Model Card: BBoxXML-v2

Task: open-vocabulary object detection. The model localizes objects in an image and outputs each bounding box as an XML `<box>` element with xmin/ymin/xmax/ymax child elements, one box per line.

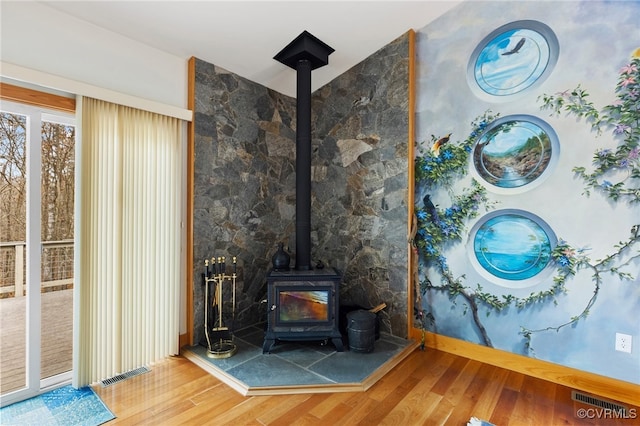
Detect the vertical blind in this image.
<box><xmin>73</xmin><ymin>97</ymin><xmax>182</xmax><ymax>386</ymax></box>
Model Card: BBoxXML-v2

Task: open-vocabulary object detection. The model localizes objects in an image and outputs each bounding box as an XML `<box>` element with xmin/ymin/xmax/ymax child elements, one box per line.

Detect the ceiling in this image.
<box><xmin>40</xmin><ymin>1</ymin><xmax>460</xmax><ymax>97</ymax></box>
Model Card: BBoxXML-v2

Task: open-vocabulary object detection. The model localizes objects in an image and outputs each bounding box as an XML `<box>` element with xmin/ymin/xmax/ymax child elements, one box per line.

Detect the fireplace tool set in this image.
<box><xmin>203</xmin><ymin>256</ymin><xmax>237</xmax><ymax>358</ymax></box>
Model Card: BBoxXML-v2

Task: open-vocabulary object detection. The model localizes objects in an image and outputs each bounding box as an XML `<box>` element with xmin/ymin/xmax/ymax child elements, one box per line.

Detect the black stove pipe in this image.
<box><xmin>274</xmin><ymin>31</ymin><xmax>334</xmax><ymax>271</ymax></box>
<box><xmin>295</xmin><ymin>58</ymin><xmax>312</xmax><ymax>270</ymax></box>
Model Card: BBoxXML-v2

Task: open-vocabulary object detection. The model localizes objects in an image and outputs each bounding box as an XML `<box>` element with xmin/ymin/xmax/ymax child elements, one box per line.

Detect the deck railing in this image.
<box><xmin>0</xmin><ymin>240</ymin><xmax>74</xmax><ymax>298</ymax></box>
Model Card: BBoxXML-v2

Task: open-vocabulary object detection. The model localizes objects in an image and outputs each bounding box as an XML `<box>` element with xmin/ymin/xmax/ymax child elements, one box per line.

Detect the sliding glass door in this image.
<box><xmin>0</xmin><ymin>106</ymin><xmax>28</xmax><ymax>399</ymax></box>
<box><xmin>0</xmin><ymin>100</ymin><xmax>75</xmax><ymax>406</ymax></box>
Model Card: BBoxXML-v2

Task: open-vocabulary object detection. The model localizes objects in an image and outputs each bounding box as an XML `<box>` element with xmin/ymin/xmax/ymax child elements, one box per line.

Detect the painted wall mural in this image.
<box><xmin>413</xmin><ymin>1</ymin><xmax>639</xmax><ymax>384</ymax></box>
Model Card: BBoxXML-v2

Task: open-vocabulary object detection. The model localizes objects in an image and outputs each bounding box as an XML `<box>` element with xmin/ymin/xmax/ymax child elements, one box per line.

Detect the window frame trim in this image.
<box><xmin>0</xmin><ymin>83</ymin><xmax>76</xmax><ymax>113</ymax></box>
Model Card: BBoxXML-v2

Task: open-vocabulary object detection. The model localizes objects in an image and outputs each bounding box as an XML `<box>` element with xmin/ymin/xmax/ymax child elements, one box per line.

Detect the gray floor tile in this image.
<box><xmin>226</xmin><ymin>355</ymin><xmax>335</xmax><ymax>386</ymax></box>
<box><xmin>188</xmin><ymin>331</ymin><xmax>411</xmax><ymax>388</ymax></box>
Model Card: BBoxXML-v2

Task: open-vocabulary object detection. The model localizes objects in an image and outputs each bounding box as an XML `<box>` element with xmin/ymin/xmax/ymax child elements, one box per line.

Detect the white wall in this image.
<box><xmin>1</xmin><ymin>1</ymin><xmax>189</xmax><ymax>336</ymax></box>
<box><xmin>1</xmin><ymin>1</ymin><xmax>188</xmax><ymax>113</ymax></box>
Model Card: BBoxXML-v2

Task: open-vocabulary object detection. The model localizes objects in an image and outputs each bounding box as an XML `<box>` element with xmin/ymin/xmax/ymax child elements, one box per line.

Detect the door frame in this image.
<box><xmin>0</xmin><ymin>87</ymin><xmax>76</xmax><ymax>406</ymax></box>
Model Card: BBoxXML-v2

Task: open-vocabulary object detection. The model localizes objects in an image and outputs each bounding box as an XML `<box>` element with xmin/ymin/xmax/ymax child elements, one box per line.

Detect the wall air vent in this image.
<box><xmin>571</xmin><ymin>390</ymin><xmax>628</xmax><ymax>414</ymax></box>
<box><xmin>100</xmin><ymin>366</ymin><xmax>150</xmax><ymax>387</ymax></box>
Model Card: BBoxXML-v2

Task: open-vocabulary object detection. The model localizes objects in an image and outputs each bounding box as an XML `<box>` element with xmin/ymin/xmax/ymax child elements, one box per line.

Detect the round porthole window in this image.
<box><xmin>468</xmin><ymin>20</ymin><xmax>558</xmax><ymax>100</ymax></box>
<box><xmin>469</xmin><ymin>210</ymin><xmax>557</xmax><ymax>288</ymax></box>
<box><xmin>471</xmin><ymin>115</ymin><xmax>559</xmax><ymax>193</ymax></box>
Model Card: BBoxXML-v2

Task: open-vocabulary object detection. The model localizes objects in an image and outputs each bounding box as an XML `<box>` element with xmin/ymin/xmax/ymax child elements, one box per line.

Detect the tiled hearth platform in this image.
<box><xmin>182</xmin><ymin>324</ymin><xmax>417</xmax><ymax>396</ymax></box>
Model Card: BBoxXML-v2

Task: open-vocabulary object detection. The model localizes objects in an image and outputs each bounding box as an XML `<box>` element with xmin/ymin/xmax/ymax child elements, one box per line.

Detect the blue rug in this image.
<box><xmin>0</xmin><ymin>385</ymin><xmax>115</xmax><ymax>426</ymax></box>
<box><xmin>468</xmin><ymin>417</ymin><xmax>495</xmax><ymax>426</ymax></box>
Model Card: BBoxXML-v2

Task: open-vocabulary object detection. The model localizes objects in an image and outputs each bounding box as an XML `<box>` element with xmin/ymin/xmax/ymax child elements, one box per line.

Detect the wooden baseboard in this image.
<box><xmin>410</xmin><ymin>328</ymin><xmax>639</xmax><ymax>407</ymax></box>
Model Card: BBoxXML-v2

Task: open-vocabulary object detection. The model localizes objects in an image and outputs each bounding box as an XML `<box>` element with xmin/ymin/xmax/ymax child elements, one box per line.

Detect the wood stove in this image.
<box><xmin>263</xmin><ymin>269</ymin><xmax>343</xmax><ymax>353</ymax></box>
<box><xmin>263</xmin><ymin>31</ymin><xmax>343</xmax><ymax>353</ymax></box>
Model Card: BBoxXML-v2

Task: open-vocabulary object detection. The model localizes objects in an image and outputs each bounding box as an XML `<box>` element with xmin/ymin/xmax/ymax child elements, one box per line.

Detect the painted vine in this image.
<box><xmin>413</xmin><ymin>57</ymin><xmax>640</xmax><ymax>354</ymax></box>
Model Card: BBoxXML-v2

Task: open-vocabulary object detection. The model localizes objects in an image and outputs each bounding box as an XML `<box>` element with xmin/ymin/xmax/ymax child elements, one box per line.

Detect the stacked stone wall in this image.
<box><xmin>192</xmin><ymin>32</ymin><xmax>410</xmax><ymax>343</ymax></box>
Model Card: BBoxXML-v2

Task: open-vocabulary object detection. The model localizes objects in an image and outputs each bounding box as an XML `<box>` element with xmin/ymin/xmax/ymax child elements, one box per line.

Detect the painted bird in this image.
<box><xmin>431</xmin><ymin>133</ymin><xmax>451</xmax><ymax>157</ymax></box>
<box><xmin>501</xmin><ymin>37</ymin><xmax>525</xmax><ymax>56</ymax></box>
<box><xmin>423</xmin><ymin>194</ymin><xmax>439</xmax><ymax>222</ymax></box>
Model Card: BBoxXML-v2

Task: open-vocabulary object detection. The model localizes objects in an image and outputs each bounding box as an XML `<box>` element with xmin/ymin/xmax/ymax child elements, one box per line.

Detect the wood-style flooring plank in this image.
<box><xmin>86</xmin><ymin>348</ymin><xmax>640</xmax><ymax>426</ymax></box>
<box><xmin>374</xmin><ymin>346</ymin><xmax>455</xmax><ymax>423</ymax></box>
<box><xmin>330</xmin><ymin>396</ymin><xmax>380</xmax><ymax>425</ymax></box>
<box><xmin>96</xmin><ymin>359</ymin><xmax>204</xmax><ymax>415</ymax></box>
<box><xmin>251</xmin><ymin>394</ymin><xmax>310</xmax><ymax>425</ymax></box>
<box><xmin>366</xmin><ymin>347</ymin><xmax>425</xmax><ymax>402</ymax></box>
<box><xmin>429</xmin><ymin>354</ymin><xmax>470</xmax><ymax>396</ymax></box>
<box><xmin>445</xmin><ymin>362</ymin><xmax>497</xmax><ymax>426</ymax></box>
<box><xmin>424</xmin><ymin>356</ymin><xmax>482</xmax><ymax>424</ymax></box>
<box><xmin>305</xmin><ymin>391</ymin><xmax>360</xmax><ymax>419</ymax></box>
<box><xmin>209</xmin><ymin>395</ymin><xmax>281</xmax><ymax>425</ymax></box>
<box><xmin>289</xmin><ymin>412</ymin><xmax>324</xmax><ymax>426</ymax></box>
<box><xmin>169</xmin><ymin>389</ymin><xmax>249</xmax><ymax>425</ymax></box>
<box><xmin>269</xmin><ymin>393</ymin><xmax>329</xmax><ymax>424</ymax></box>
<box><xmin>467</xmin><ymin>363</ymin><xmax>509</xmax><ymax>421</ymax></box>
<box><xmin>552</xmin><ymin>384</ymin><xmax>579</xmax><ymax>426</ymax></box>
<box><xmin>490</xmin><ymin>387</ymin><xmax>520</xmax><ymax>425</ymax></box>
<box><xmin>426</xmin><ymin>396</ymin><xmax>456</xmax><ymax>425</ymax></box>
<box><xmin>379</xmin><ymin>391</ymin><xmax>442</xmax><ymax>425</ymax></box>
<box><xmin>354</xmin><ymin>374</ymin><xmax>421</xmax><ymax>425</ymax></box>
<box><xmin>511</xmin><ymin>374</ymin><xmax>557</xmax><ymax>426</ymax></box>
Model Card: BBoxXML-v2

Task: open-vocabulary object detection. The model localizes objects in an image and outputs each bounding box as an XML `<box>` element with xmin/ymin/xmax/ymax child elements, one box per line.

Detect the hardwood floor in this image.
<box><xmin>94</xmin><ymin>348</ymin><xmax>639</xmax><ymax>425</ymax></box>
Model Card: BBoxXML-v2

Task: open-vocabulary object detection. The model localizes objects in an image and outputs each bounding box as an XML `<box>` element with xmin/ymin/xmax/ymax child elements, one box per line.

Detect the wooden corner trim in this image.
<box><xmin>185</xmin><ymin>57</ymin><xmax>196</xmax><ymax>347</ymax></box>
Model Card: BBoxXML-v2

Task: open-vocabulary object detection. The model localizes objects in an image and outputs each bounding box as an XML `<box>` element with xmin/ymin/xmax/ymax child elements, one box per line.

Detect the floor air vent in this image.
<box><xmin>100</xmin><ymin>366</ymin><xmax>150</xmax><ymax>387</ymax></box>
<box><xmin>571</xmin><ymin>390</ymin><xmax>627</xmax><ymax>413</ymax></box>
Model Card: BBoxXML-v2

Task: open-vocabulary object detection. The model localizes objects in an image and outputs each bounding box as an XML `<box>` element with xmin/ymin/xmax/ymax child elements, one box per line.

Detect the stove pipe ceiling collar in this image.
<box><xmin>273</xmin><ymin>30</ymin><xmax>335</xmax><ymax>70</ymax></box>
<box><xmin>274</xmin><ymin>31</ymin><xmax>334</xmax><ymax>271</ymax></box>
